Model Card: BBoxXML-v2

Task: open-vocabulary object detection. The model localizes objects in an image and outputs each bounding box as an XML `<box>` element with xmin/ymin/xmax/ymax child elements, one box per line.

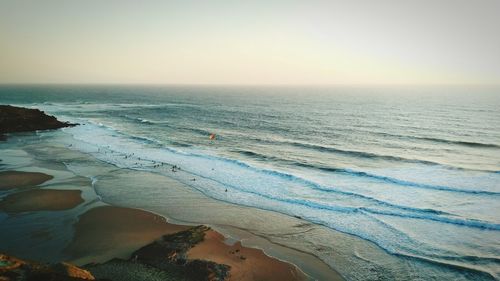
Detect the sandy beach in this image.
<box><xmin>67</xmin><ymin>206</ymin><xmax>307</xmax><ymax>280</ymax></box>
<box><xmin>188</xmin><ymin>229</ymin><xmax>307</xmax><ymax>281</ymax></box>
<box><xmin>0</xmin><ymin>106</ymin><xmax>317</xmax><ymax>281</ymax></box>
<box><xmin>0</xmin><ymin>167</ymin><xmax>310</xmax><ymax>280</ymax></box>
<box><xmin>65</xmin><ymin>206</ymin><xmax>190</xmax><ymax>264</ymax></box>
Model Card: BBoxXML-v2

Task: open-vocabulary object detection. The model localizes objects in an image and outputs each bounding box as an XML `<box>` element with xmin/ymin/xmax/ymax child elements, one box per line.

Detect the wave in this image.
<box><xmin>233</xmin><ymin>135</ymin><xmax>500</xmax><ymax>173</ymax></box>
<box><xmin>233</xmin><ymin>149</ymin><xmax>500</xmax><ymax>196</ymax></box>
<box><xmin>128</xmin><ymin>135</ymin><xmax>162</xmax><ymax>145</ymax></box>
<box><xmin>230</xmin><ymin>189</ymin><xmax>499</xmax><ymax>280</ymax></box>
<box><xmin>138</xmin><ymin>145</ymin><xmax>500</xmax><ymax>230</ymax></box>
<box><xmin>186</xmin><ymin>127</ymin><xmax>213</xmax><ymax>136</ymax></box>
<box><xmin>82</xmin><ymin>124</ymin><xmax>500</xmax><ymax>223</ymax></box>
<box><xmin>187</xmin><ymin>174</ymin><xmax>500</xmax><ymax>279</ymax></box>
<box><xmin>425</xmin><ymin>253</ymin><xmax>500</xmax><ymax>265</ymax></box>
<box><xmin>233</xmin><ymin>141</ymin><xmax>438</xmax><ymax>167</ymax></box>
<box><xmin>92</xmin><ymin>150</ymin><xmax>499</xmax><ymax>279</ymax></box>
<box><xmin>121</xmin><ymin>115</ymin><xmax>167</xmax><ymax>125</ymax></box>
<box><xmin>301</xmin><ymin>164</ymin><xmax>500</xmax><ymax>196</ymax></box>
<box><xmin>61</xmin><ymin>121</ymin><xmax>500</xmax><ymax>281</ymax></box>
<box><xmin>57</xmin><ymin>122</ymin><xmax>500</xmax><ymax>205</ymax></box>
<box><xmin>121</xmin><ymin>114</ymin><xmax>215</xmax><ymax>137</ymax></box>
<box><xmin>89</xmin><ymin>122</ymin><xmax>497</xmax><ymax>198</ymax></box>
<box><xmin>232</xmin><ymin>149</ymin><xmax>284</xmax><ymax>162</ymax></box>
<box><xmin>352</xmin><ymin>129</ymin><xmax>500</xmax><ymax>149</ymax></box>
<box><xmin>182</xmin><ymin>162</ymin><xmax>500</xmax><ymax>233</ymax></box>
<box><xmin>138</xmin><ymin>118</ymin><xmax>153</xmax><ymax>124</ymax></box>
<box><xmin>339</xmin><ymin>168</ymin><xmax>500</xmax><ymax>195</ymax></box>
<box><xmin>249</xmin><ymin>137</ymin><xmax>430</xmax><ymax>163</ymax></box>
<box><xmin>402</xmin><ymin>135</ymin><xmax>499</xmax><ymax>149</ymax></box>
<box><xmin>286</xmin><ymin>141</ymin><xmax>449</xmax><ymax>164</ymax></box>
<box><xmin>169</xmin><ymin>141</ymin><xmax>192</xmax><ymax>147</ymax></box>
<box><xmin>64</xmin><ymin>123</ymin><xmax>500</xmax><ymax>230</ymax></box>
<box><xmin>227</xmin><ymin>157</ymin><xmax>446</xmax><ymax>215</ymax></box>
<box><xmin>391</xmin><ymin>253</ymin><xmax>498</xmax><ymax>281</ymax></box>
<box><xmin>251</xmin><ymin>171</ymin><xmax>500</xmax><ymax>230</ymax></box>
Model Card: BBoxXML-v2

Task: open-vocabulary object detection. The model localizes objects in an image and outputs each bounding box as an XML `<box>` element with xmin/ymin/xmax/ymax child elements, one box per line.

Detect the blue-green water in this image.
<box><xmin>1</xmin><ymin>85</ymin><xmax>499</xmax><ymax>280</ymax></box>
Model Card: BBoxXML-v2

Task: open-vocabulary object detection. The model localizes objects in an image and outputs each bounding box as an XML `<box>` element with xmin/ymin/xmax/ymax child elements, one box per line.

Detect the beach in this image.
<box><xmin>0</xmin><ymin>166</ymin><xmax>313</xmax><ymax>280</ymax></box>
<box><xmin>0</xmin><ymin>123</ymin><xmax>328</xmax><ymax>280</ymax></box>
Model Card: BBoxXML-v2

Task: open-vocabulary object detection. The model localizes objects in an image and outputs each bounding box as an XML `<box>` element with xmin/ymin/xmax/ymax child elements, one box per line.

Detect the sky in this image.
<box><xmin>0</xmin><ymin>0</ymin><xmax>499</xmax><ymax>85</ymax></box>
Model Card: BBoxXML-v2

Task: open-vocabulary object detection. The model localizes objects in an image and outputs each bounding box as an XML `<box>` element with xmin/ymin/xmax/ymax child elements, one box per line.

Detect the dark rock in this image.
<box><xmin>184</xmin><ymin>260</ymin><xmax>228</xmax><ymax>281</ymax></box>
<box><xmin>84</xmin><ymin>259</ymin><xmax>187</xmax><ymax>281</ymax></box>
<box><xmin>0</xmin><ymin>105</ymin><xmax>77</xmax><ymax>140</ymax></box>
<box><xmin>85</xmin><ymin>226</ymin><xmax>230</xmax><ymax>281</ymax></box>
<box><xmin>132</xmin><ymin>225</ymin><xmax>229</xmax><ymax>281</ymax></box>
<box><xmin>134</xmin><ymin>225</ymin><xmax>209</xmax><ymax>263</ymax></box>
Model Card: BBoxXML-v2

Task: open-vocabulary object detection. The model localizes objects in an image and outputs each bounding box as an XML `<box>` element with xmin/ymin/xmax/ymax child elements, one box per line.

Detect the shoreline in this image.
<box><xmin>1</xmin><ymin>103</ymin><xmax>497</xmax><ymax>280</ymax></box>
<box><xmin>83</xmin><ymin>168</ymin><xmax>344</xmax><ymax>281</ymax></box>
<box><xmin>74</xmin><ymin>206</ymin><xmax>309</xmax><ymax>281</ymax></box>
<box><xmin>0</xmin><ymin>104</ymin><xmax>344</xmax><ymax>280</ymax></box>
<box><xmin>0</xmin><ymin>167</ymin><xmax>335</xmax><ymax>280</ymax></box>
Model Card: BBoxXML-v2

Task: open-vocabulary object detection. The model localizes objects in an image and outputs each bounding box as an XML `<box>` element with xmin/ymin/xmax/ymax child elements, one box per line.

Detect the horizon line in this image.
<box><xmin>1</xmin><ymin>82</ymin><xmax>499</xmax><ymax>87</ymax></box>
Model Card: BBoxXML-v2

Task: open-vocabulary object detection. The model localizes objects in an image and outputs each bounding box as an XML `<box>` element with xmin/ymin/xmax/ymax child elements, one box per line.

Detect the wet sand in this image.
<box><xmin>0</xmin><ymin>168</ymin><xmax>325</xmax><ymax>280</ymax></box>
<box><xmin>0</xmin><ymin>168</ymin><xmax>320</xmax><ymax>280</ymax></box>
<box><xmin>67</xmin><ymin>206</ymin><xmax>309</xmax><ymax>281</ymax></box>
<box><xmin>0</xmin><ymin>171</ymin><xmax>53</xmax><ymax>190</ymax></box>
<box><xmin>65</xmin><ymin>206</ymin><xmax>190</xmax><ymax>264</ymax></box>
<box><xmin>0</xmin><ymin>189</ymin><xmax>83</xmax><ymax>212</ymax></box>
<box><xmin>188</xmin><ymin>229</ymin><xmax>307</xmax><ymax>281</ymax></box>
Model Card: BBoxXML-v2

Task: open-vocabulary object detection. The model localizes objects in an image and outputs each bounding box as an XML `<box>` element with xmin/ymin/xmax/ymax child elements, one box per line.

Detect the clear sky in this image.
<box><xmin>1</xmin><ymin>0</ymin><xmax>499</xmax><ymax>85</ymax></box>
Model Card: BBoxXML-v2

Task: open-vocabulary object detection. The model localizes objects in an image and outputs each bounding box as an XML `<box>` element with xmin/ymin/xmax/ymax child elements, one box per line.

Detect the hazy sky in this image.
<box><xmin>1</xmin><ymin>0</ymin><xmax>499</xmax><ymax>85</ymax></box>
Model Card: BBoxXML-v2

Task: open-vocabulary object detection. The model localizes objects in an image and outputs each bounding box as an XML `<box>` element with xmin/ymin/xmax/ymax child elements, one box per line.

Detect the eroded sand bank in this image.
<box><xmin>0</xmin><ymin>171</ymin><xmax>53</xmax><ymax>190</ymax></box>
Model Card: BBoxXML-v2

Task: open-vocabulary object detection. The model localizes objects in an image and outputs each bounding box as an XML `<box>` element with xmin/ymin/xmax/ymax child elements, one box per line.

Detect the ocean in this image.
<box><xmin>1</xmin><ymin>85</ymin><xmax>499</xmax><ymax>280</ymax></box>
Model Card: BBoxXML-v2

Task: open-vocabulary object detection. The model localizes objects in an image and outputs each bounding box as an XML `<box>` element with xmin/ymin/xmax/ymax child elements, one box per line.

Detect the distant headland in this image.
<box><xmin>0</xmin><ymin>105</ymin><xmax>76</xmax><ymax>140</ymax></box>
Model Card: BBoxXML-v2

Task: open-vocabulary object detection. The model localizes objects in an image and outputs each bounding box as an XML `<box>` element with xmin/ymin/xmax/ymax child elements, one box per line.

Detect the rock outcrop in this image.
<box><xmin>132</xmin><ymin>225</ymin><xmax>229</xmax><ymax>281</ymax></box>
<box><xmin>0</xmin><ymin>105</ymin><xmax>76</xmax><ymax>140</ymax></box>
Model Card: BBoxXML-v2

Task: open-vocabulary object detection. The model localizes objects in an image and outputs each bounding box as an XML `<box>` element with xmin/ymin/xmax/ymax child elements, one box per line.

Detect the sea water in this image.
<box><xmin>1</xmin><ymin>85</ymin><xmax>499</xmax><ymax>280</ymax></box>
